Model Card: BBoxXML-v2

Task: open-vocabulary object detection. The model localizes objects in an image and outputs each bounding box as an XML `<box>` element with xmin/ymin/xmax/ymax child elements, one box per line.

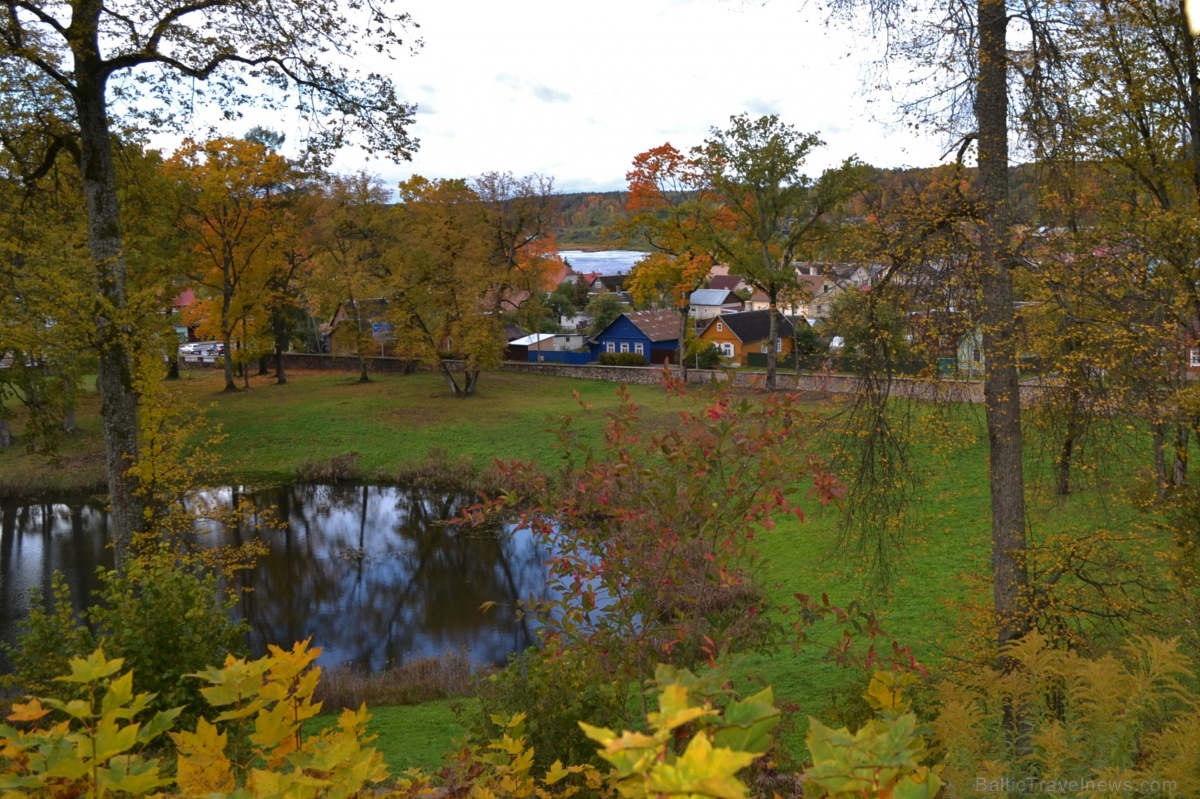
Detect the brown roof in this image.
<box><xmin>624</xmin><ymin>309</ymin><xmax>682</xmax><ymax>342</ymax></box>
<box><xmin>708</xmin><ymin>274</ymin><xmax>743</xmax><ymax>292</ymax></box>
<box><xmin>795</xmin><ymin>274</ymin><xmax>831</xmax><ymax>295</ymax></box>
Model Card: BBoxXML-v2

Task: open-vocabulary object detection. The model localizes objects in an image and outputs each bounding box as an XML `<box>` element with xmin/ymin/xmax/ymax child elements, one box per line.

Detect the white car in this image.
<box><xmin>179</xmin><ymin>341</ymin><xmax>222</xmax><ymax>357</ymax></box>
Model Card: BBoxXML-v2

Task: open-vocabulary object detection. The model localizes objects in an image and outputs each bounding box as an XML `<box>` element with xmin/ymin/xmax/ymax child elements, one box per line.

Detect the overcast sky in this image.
<box><xmin>240</xmin><ymin>0</ymin><xmax>951</xmax><ymax>193</ymax></box>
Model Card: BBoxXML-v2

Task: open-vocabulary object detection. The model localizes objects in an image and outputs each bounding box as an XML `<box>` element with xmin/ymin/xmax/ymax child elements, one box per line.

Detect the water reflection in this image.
<box><xmin>0</xmin><ymin>486</ymin><xmax>543</xmax><ymax>672</ymax></box>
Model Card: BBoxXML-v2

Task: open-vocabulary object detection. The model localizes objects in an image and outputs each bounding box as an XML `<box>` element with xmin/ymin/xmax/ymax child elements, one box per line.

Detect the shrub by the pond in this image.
<box><xmin>3</xmin><ymin>547</ymin><xmax>246</xmax><ymax>723</ymax></box>
<box><xmin>462</xmin><ymin>382</ymin><xmax>839</xmax><ymax>760</ymax></box>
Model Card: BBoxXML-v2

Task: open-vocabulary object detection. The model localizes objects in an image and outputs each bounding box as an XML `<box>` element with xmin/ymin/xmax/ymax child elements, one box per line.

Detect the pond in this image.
<box><xmin>0</xmin><ymin>485</ymin><xmax>545</xmax><ymax>673</ymax></box>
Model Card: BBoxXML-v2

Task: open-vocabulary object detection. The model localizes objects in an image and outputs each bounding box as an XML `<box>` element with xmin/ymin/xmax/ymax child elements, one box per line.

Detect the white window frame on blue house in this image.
<box><xmin>620</xmin><ymin>342</ymin><xmax>629</xmax><ymax>353</ymax></box>
<box><xmin>634</xmin><ymin>343</ymin><xmax>644</xmax><ymax>355</ymax></box>
<box><xmin>606</xmin><ymin>342</ymin><xmax>615</xmax><ymax>353</ymax></box>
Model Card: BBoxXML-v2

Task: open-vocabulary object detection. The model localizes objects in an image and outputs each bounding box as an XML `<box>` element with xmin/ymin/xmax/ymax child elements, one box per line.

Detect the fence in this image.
<box><xmin>526</xmin><ymin>351</ymin><xmax>593</xmax><ymax>365</ymax></box>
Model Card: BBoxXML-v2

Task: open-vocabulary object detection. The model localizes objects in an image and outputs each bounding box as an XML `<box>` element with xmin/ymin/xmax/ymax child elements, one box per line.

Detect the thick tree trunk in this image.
<box><xmin>977</xmin><ymin>0</ymin><xmax>1030</xmax><ymax>657</ymax></box>
<box><xmin>167</xmin><ymin>357</ymin><xmax>180</xmax><ymax>380</ymax></box>
<box><xmin>77</xmin><ymin>79</ymin><xmax>144</xmax><ymax>561</ymax></box>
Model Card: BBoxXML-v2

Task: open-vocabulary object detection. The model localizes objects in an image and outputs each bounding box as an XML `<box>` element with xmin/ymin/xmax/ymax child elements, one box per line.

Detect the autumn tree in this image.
<box><xmin>311</xmin><ymin>172</ymin><xmax>393</xmax><ymax>384</ymax></box>
<box><xmin>1049</xmin><ymin>0</ymin><xmax>1200</xmax><ymax>495</ymax></box>
<box><xmin>0</xmin><ymin>0</ymin><xmax>418</xmax><ymax>554</ymax></box>
<box><xmin>168</xmin><ymin>137</ymin><xmax>290</xmax><ymax>391</ymax></box>
<box><xmin>389</xmin><ymin>176</ymin><xmax>497</xmax><ymax>396</ymax></box>
<box><xmin>621</xmin><ymin>144</ymin><xmax>724</xmax><ymax>378</ymax></box>
<box><xmin>693</xmin><ymin>114</ymin><xmax>866</xmax><ymax>391</ymax></box>
<box><xmin>382</xmin><ymin>174</ymin><xmax>561</xmax><ymax>396</ymax></box>
<box><xmin>820</xmin><ymin>0</ymin><xmax>1085</xmax><ymax>660</ymax></box>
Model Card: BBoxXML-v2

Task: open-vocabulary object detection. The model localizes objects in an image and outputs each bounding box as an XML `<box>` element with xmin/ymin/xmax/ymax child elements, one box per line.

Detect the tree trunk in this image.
<box><xmin>76</xmin><ymin>78</ymin><xmax>144</xmax><ymax>561</ymax></box>
<box><xmin>766</xmin><ymin>295</ymin><xmax>778</xmax><ymax>392</ymax></box>
<box><xmin>257</xmin><ymin>355</ymin><xmax>270</xmax><ymax>377</ymax></box>
<box><xmin>438</xmin><ymin>360</ymin><xmax>462</xmax><ymax>394</ymax></box>
<box><xmin>274</xmin><ymin>309</ymin><xmax>288</xmax><ymax>384</ymax></box>
<box><xmin>1056</xmin><ymin>431</ymin><xmax>1075</xmax><ymax>497</ymax></box>
<box><xmin>167</xmin><ymin>356</ymin><xmax>180</xmax><ymax>380</ymax></box>
<box><xmin>221</xmin><ymin>334</ymin><xmax>236</xmax><ymax>391</ymax></box>
<box><xmin>977</xmin><ymin>0</ymin><xmax>1030</xmax><ymax>657</ymax></box>
<box><xmin>678</xmin><ymin>306</ymin><xmax>689</xmax><ymax>381</ymax></box>
<box><xmin>1173</xmin><ymin>422</ymin><xmax>1189</xmax><ymax>486</ymax></box>
<box><xmin>0</xmin><ymin>417</ymin><xmax>10</xmax><ymax>448</ymax></box>
<box><xmin>1154</xmin><ymin>421</ymin><xmax>1169</xmax><ymax>499</ymax></box>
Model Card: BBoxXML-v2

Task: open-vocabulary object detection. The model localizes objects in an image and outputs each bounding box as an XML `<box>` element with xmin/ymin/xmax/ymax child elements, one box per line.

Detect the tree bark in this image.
<box><xmin>274</xmin><ymin>308</ymin><xmax>288</xmax><ymax>384</ymax></box>
<box><xmin>1154</xmin><ymin>421</ymin><xmax>1169</xmax><ymax>499</ymax></box>
<box><xmin>1173</xmin><ymin>422</ymin><xmax>1189</xmax><ymax>486</ymax></box>
<box><xmin>678</xmin><ymin>306</ymin><xmax>689</xmax><ymax>381</ymax></box>
<box><xmin>977</xmin><ymin>0</ymin><xmax>1030</xmax><ymax>656</ymax></box>
<box><xmin>76</xmin><ymin>72</ymin><xmax>144</xmax><ymax>561</ymax></box>
<box><xmin>766</xmin><ymin>292</ymin><xmax>778</xmax><ymax>392</ymax></box>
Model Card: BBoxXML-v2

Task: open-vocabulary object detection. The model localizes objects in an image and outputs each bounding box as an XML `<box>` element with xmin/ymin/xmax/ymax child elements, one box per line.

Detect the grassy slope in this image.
<box><xmin>0</xmin><ymin>366</ymin><xmax>1164</xmax><ymax>770</ymax></box>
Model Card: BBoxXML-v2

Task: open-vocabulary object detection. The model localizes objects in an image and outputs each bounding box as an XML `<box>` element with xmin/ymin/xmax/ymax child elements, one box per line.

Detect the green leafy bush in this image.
<box><xmin>4</xmin><ymin>548</ymin><xmax>246</xmax><ymax>723</ymax></box>
<box><xmin>597</xmin><ymin>351</ymin><xmax>648</xmax><ymax>366</ymax></box>
<box><xmin>467</xmin><ymin>643</ymin><xmax>627</xmax><ymax>770</ymax></box>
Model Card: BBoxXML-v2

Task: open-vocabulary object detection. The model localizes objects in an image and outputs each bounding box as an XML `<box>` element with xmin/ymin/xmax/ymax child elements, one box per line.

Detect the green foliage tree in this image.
<box><xmin>693</xmin><ymin>114</ymin><xmax>867</xmax><ymax>391</ymax></box>
<box><xmin>584</xmin><ymin>292</ymin><xmax>624</xmax><ymax>335</ymax></box>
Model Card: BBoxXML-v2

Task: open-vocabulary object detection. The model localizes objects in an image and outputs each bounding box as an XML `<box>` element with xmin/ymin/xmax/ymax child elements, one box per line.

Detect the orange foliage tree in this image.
<box><xmin>621</xmin><ymin>144</ymin><xmax>727</xmax><ymax>377</ymax></box>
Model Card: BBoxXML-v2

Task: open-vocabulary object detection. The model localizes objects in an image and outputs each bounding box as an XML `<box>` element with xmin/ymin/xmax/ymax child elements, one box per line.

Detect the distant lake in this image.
<box><xmin>558</xmin><ymin>250</ymin><xmax>647</xmax><ymax>276</ymax></box>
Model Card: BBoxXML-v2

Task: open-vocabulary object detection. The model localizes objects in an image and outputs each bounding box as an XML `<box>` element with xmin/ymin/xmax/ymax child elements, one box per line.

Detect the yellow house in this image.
<box><xmin>698</xmin><ymin>310</ymin><xmax>795</xmax><ymax>365</ymax></box>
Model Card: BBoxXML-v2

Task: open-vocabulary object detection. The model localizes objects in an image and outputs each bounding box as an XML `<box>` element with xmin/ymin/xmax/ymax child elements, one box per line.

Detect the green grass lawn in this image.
<box><xmin>0</xmin><ymin>364</ymin><xmax>1173</xmax><ymax>772</ymax></box>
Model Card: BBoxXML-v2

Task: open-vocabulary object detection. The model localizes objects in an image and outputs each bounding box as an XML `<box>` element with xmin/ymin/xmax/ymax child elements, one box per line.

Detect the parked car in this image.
<box><xmin>179</xmin><ymin>341</ymin><xmax>223</xmax><ymax>357</ymax></box>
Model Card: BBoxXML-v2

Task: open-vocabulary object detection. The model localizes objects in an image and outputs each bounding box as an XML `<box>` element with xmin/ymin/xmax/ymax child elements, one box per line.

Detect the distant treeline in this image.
<box><xmin>551</xmin><ymin>164</ymin><xmax>1048</xmax><ymax>252</ymax></box>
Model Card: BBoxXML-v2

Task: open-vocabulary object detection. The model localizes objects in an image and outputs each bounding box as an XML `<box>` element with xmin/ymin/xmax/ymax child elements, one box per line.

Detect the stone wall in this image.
<box><xmin>500</xmin><ymin>361</ymin><xmax>1045</xmax><ymax>404</ymax></box>
<box><xmin>188</xmin><ymin>353</ymin><xmax>1040</xmax><ymax>405</ymax></box>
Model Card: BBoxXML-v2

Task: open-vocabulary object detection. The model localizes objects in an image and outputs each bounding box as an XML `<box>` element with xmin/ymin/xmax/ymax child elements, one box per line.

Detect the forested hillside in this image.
<box><xmin>551</xmin><ymin>191</ymin><xmax>632</xmax><ymax>249</ymax></box>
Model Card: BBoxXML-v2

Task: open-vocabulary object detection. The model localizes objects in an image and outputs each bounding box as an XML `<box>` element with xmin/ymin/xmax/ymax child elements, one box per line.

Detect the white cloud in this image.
<box><xmin>164</xmin><ymin>0</ymin><xmax>952</xmax><ymax>193</ymax></box>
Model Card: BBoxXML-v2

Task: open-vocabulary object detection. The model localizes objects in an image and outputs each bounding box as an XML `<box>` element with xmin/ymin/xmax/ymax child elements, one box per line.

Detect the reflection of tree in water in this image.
<box><xmin>237</xmin><ymin>486</ymin><xmax>545</xmax><ymax>671</ymax></box>
<box><xmin>0</xmin><ymin>498</ymin><xmax>112</xmax><ymax>671</ymax></box>
<box><xmin>1</xmin><ymin>487</ymin><xmax>545</xmax><ymax>675</ymax></box>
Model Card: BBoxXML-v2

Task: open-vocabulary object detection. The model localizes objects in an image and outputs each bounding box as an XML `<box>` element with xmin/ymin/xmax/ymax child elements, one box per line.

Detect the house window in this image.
<box><xmin>1191</xmin><ymin>349</ymin><xmax>1200</xmax><ymax>368</ymax></box>
<box><xmin>720</xmin><ymin>342</ymin><xmax>734</xmax><ymax>357</ymax></box>
<box><xmin>761</xmin><ymin>344</ymin><xmax>769</xmax><ymax>354</ymax></box>
<box><xmin>777</xmin><ymin>338</ymin><xmax>784</xmax><ymax>352</ymax></box>
<box><xmin>634</xmin><ymin>343</ymin><xmax>644</xmax><ymax>355</ymax></box>
<box><xmin>605</xmin><ymin>342</ymin><xmax>615</xmax><ymax>353</ymax></box>
<box><xmin>620</xmin><ymin>342</ymin><xmax>629</xmax><ymax>353</ymax></box>
<box><xmin>716</xmin><ymin>322</ymin><xmax>724</xmax><ymax>332</ymax></box>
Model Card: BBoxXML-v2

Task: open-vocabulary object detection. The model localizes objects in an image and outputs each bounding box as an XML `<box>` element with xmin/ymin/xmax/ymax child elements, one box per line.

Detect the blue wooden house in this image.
<box><xmin>589</xmin><ymin>310</ymin><xmax>682</xmax><ymax>364</ymax></box>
